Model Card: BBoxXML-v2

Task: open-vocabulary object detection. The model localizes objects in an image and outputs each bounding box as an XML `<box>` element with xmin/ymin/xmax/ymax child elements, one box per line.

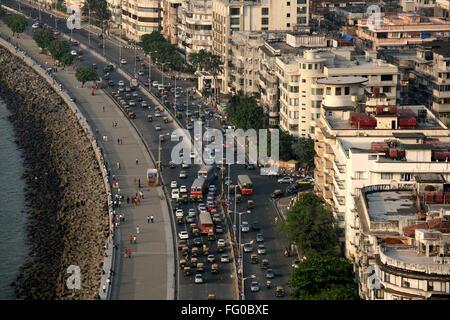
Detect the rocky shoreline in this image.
<box><xmin>0</xmin><ymin>45</ymin><xmax>108</xmax><ymax>299</ymax></box>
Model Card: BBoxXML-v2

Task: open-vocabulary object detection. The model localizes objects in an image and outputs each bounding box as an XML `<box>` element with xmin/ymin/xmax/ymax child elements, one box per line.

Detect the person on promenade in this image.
<box><xmin>133</xmin><ymin>236</ymin><xmax>137</xmax><ymax>244</ymax></box>
<box><xmin>124</xmin><ymin>249</ymin><xmax>128</xmax><ymax>258</ymax></box>
<box><xmin>103</xmin><ymin>284</ymin><xmax>106</xmax><ymax>293</ymax></box>
<box><xmin>128</xmin><ymin>250</ymin><xmax>131</xmax><ymax>259</ymax></box>
<box><xmin>136</xmin><ymin>225</ymin><xmax>140</xmax><ymax>234</ymax></box>
<box><xmin>122</xmin><ymin>213</ymin><xmax>125</xmax><ymax>222</ymax></box>
<box><xmin>151</xmin><ymin>215</ymin><xmax>154</xmax><ymax>223</ymax></box>
<box><xmin>147</xmin><ymin>216</ymin><xmax>150</xmax><ymax>223</ymax></box>
<box><xmin>127</xmin><ymin>196</ymin><xmax>130</xmax><ymax>204</ymax></box>
<box><xmin>136</xmin><ymin>158</ymin><xmax>139</xmax><ymax>165</ymax></box>
<box><xmin>117</xmin><ymin>138</ymin><xmax>120</xmax><ymax>145</ymax></box>
<box><xmin>137</xmin><ymin>198</ymin><xmax>141</xmax><ymax>205</ymax></box>
<box><xmin>130</xmin><ymin>235</ymin><xmax>133</xmax><ymax>244</ymax></box>
<box><xmin>117</xmin><ymin>162</ymin><xmax>120</xmax><ymax>169</ymax></box>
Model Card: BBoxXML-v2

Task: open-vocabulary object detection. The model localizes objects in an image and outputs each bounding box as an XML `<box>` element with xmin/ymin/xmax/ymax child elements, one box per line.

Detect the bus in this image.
<box><xmin>237</xmin><ymin>175</ymin><xmax>253</xmax><ymax>195</ymax></box>
<box><xmin>199</xmin><ymin>212</ymin><xmax>214</xmax><ymax>234</ymax></box>
<box><xmin>190</xmin><ymin>178</ymin><xmax>206</xmax><ymax>202</ymax></box>
<box><xmin>198</xmin><ymin>165</ymin><xmax>215</xmax><ymax>186</ymax></box>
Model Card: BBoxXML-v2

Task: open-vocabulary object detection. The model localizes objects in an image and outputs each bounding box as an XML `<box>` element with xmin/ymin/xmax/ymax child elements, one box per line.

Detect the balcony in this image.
<box><xmin>325</xmin><ymin>159</ymin><xmax>334</xmax><ymax>170</ymax></box>
<box><xmin>315</xmin><ymin>143</ymin><xmax>325</xmax><ymax>157</ymax></box>
<box><xmin>315</xmin><ymin>157</ymin><xmax>324</xmax><ymax>170</ymax></box>
<box><xmin>323</xmin><ymin>186</ymin><xmax>333</xmax><ymax>200</ymax></box>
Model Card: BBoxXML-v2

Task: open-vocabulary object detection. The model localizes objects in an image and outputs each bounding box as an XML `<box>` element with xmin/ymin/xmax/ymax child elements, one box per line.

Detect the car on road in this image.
<box><xmin>250</xmin><ymin>281</ymin><xmax>260</xmax><ymax>292</ymax></box>
<box><xmin>175</xmin><ymin>209</ymin><xmax>184</xmax><ymax>218</ymax></box>
<box><xmin>181</xmin><ymin>162</ymin><xmax>189</xmax><ymax>168</ymax></box>
<box><xmin>193</xmin><ymin>237</ymin><xmax>202</xmax><ymax>247</ymax></box>
<box><xmin>138</xmin><ymin>70</ymin><xmax>145</xmax><ymax>76</ymax></box>
<box><xmin>243</xmin><ymin>243</ymin><xmax>253</xmax><ymax>253</ymax></box>
<box><xmin>287</xmin><ymin>183</ymin><xmax>299</xmax><ymax>194</ymax></box>
<box><xmin>190</xmin><ymin>151</ymin><xmax>195</xmax><ymax>159</ymax></box>
<box><xmin>118</xmin><ymin>80</ymin><xmax>125</xmax><ymax>86</ymax></box>
<box><xmin>256</xmin><ymin>234</ymin><xmax>264</xmax><ymax>242</ymax></box>
<box><xmin>32</xmin><ymin>22</ymin><xmax>41</xmax><ymax>29</ymax></box>
<box><xmin>250</xmin><ymin>254</ymin><xmax>258</xmax><ymax>264</ymax></box>
<box><xmin>179</xmin><ymin>170</ymin><xmax>187</xmax><ymax>179</ymax></box>
<box><xmin>224</xmin><ymin>177</ymin><xmax>232</xmax><ymax>185</ymax></box>
<box><xmin>257</xmin><ymin>245</ymin><xmax>267</xmax><ymax>255</ymax></box>
<box><xmin>215</xmin><ymin>224</ymin><xmax>224</xmax><ymax>234</ymax></box>
<box><xmin>251</xmin><ymin>222</ymin><xmax>261</xmax><ymax>231</ymax></box>
<box><xmin>118</xmin><ymin>86</ymin><xmax>125</xmax><ymax>92</ymax></box>
<box><xmin>179</xmin><ymin>185</ymin><xmax>187</xmax><ymax>193</ymax></box>
<box><xmin>129</xmin><ymin>100</ymin><xmax>136</xmax><ymax>106</ymax></box>
<box><xmin>120</xmin><ymin>59</ymin><xmax>127</xmax><ymax>64</ymax></box>
<box><xmin>292</xmin><ymin>260</ymin><xmax>301</xmax><ymax>268</ymax></box>
<box><xmin>178</xmin><ymin>231</ymin><xmax>189</xmax><ymax>239</ymax></box>
<box><xmin>155</xmin><ymin>111</ymin><xmax>161</xmax><ymax>117</ymax></box>
<box><xmin>207</xmin><ymin>254</ymin><xmax>215</xmax><ymax>263</ymax></box>
<box><xmin>185</xmin><ymin>215</ymin><xmax>195</xmax><ymax>223</ymax></box>
<box><xmin>152</xmin><ymin>81</ymin><xmax>159</xmax><ymax>87</ymax></box>
<box><xmin>70</xmin><ymin>49</ymin><xmax>77</xmax><ymax>56</ymax></box>
<box><xmin>186</xmin><ymin>123</ymin><xmax>193</xmax><ymax>130</ymax></box>
<box><xmin>217</xmin><ymin>239</ymin><xmax>226</xmax><ymax>247</ymax></box>
<box><xmin>154</xmin><ymin>124</ymin><xmax>161</xmax><ymax>131</ymax></box>
<box><xmin>220</xmin><ymin>254</ymin><xmax>230</xmax><ymax>263</ymax></box>
<box><xmin>275</xmin><ymin>286</ymin><xmax>285</xmax><ymax>297</ymax></box>
<box><xmin>171</xmin><ymin>189</ymin><xmax>179</xmax><ymax>199</ymax></box>
<box><xmin>278</xmin><ymin>176</ymin><xmax>294</xmax><ymax>184</ymax></box>
<box><xmin>194</xmin><ymin>273</ymin><xmax>203</xmax><ymax>284</ymax></box>
<box><xmin>265</xmin><ymin>268</ymin><xmax>275</xmax><ymax>279</ymax></box>
<box><xmin>170</xmin><ymin>181</ymin><xmax>177</xmax><ymax>188</ymax></box>
<box><xmin>271</xmin><ymin>189</ymin><xmax>283</xmax><ymax>199</ymax></box>
<box><xmin>241</xmin><ymin>221</ymin><xmax>250</xmax><ymax>232</ymax></box>
<box><xmin>261</xmin><ymin>259</ymin><xmax>269</xmax><ymax>270</ymax></box>
<box><xmin>141</xmin><ymin>101</ymin><xmax>148</xmax><ymax>108</ymax></box>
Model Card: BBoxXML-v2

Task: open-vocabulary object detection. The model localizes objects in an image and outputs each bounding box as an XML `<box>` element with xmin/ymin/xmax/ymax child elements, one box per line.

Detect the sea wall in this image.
<box><xmin>0</xmin><ymin>45</ymin><xmax>108</xmax><ymax>300</ymax></box>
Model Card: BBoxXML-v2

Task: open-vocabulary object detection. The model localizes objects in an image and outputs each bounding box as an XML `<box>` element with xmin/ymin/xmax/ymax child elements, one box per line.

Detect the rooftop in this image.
<box><xmin>366</xmin><ymin>190</ymin><xmax>417</xmax><ymax>222</ymax></box>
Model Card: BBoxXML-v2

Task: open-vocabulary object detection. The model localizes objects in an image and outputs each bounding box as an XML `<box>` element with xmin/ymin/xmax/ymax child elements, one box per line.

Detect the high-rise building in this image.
<box><xmin>212</xmin><ymin>0</ymin><xmax>309</xmax><ymax>94</ymax></box>
<box><xmin>161</xmin><ymin>0</ymin><xmax>183</xmax><ymax>46</ymax></box>
<box><xmin>121</xmin><ymin>0</ymin><xmax>162</xmax><ymax>41</ymax></box>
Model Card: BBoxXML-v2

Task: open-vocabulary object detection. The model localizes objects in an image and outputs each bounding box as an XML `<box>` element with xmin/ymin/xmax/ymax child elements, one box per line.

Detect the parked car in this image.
<box><xmin>278</xmin><ymin>176</ymin><xmax>294</xmax><ymax>184</ymax></box>
<box><xmin>241</xmin><ymin>221</ymin><xmax>250</xmax><ymax>232</ymax></box>
<box><xmin>243</xmin><ymin>243</ymin><xmax>253</xmax><ymax>253</ymax></box>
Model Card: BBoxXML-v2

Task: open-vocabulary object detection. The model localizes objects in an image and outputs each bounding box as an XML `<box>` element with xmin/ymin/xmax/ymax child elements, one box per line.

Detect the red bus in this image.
<box><xmin>198</xmin><ymin>165</ymin><xmax>215</xmax><ymax>186</ymax></box>
<box><xmin>237</xmin><ymin>175</ymin><xmax>253</xmax><ymax>195</ymax></box>
<box><xmin>199</xmin><ymin>212</ymin><xmax>213</xmax><ymax>234</ymax></box>
<box><xmin>190</xmin><ymin>178</ymin><xmax>206</xmax><ymax>202</ymax></box>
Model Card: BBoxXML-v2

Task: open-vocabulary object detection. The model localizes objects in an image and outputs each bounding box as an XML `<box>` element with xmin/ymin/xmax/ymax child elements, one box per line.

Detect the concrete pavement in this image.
<box><xmin>0</xmin><ymin>20</ymin><xmax>175</xmax><ymax>300</ymax></box>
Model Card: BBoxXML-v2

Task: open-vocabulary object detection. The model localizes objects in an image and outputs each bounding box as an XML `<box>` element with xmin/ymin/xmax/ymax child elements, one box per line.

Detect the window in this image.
<box><xmin>311</xmin><ymin>88</ymin><xmax>323</xmax><ymax>95</ymax></box>
<box><xmin>287</xmin><ymin>13</ymin><xmax>291</xmax><ymax>18</ymax></box>
<box><xmin>345</xmin><ymin>86</ymin><xmax>350</xmax><ymax>95</ymax></box>
<box><xmin>355</xmin><ymin>171</ymin><xmax>366</xmax><ymax>179</ymax></box>
<box><xmin>302</xmin><ymin>79</ymin><xmax>306</xmax><ymax>83</ymax></box>
<box><xmin>287</xmin><ymin>1</ymin><xmax>290</xmax><ymax>6</ymax></box>
<box><xmin>401</xmin><ymin>279</ymin><xmax>410</xmax><ymax>288</ymax></box>
<box><xmin>297</xmin><ymin>0</ymin><xmax>306</xmax><ymax>3</ymax></box>
<box><xmin>297</xmin><ymin>7</ymin><xmax>307</xmax><ymax>14</ymax></box>
<box><xmin>297</xmin><ymin>17</ymin><xmax>306</xmax><ymax>24</ymax></box>
<box><xmin>400</xmin><ymin>173</ymin><xmax>411</xmax><ymax>181</ymax></box>
<box><xmin>326</xmin><ymin>87</ymin><xmax>331</xmax><ymax>95</ymax></box>
<box><xmin>381</xmin><ymin>173</ymin><xmax>393</xmax><ymax>180</ymax></box>
<box><xmin>289</xmin><ymin>86</ymin><xmax>299</xmax><ymax>93</ymax></box>
<box><xmin>308</xmin><ymin>64</ymin><xmax>312</xmax><ymax>70</ymax></box>
<box><xmin>383</xmin><ymin>86</ymin><xmax>391</xmax><ymax>93</ymax></box>
<box><xmin>287</xmin><ymin>23</ymin><xmax>291</xmax><ymax>27</ymax></box>
<box><xmin>262</xmin><ymin>7</ymin><xmax>269</xmax><ymax>15</ymax></box>
<box><xmin>230</xmin><ymin>17</ymin><xmax>240</xmax><ymax>25</ymax></box>
<box><xmin>261</xmin><ymin>17</ymin><xmax>269</xmax><ymax>25</ymax></box>
<box><xmin>230</xmin><ymin>8</ymin><xmax>240</xmax><ymax>15</ymax></box>
<box><xmin>335</xmin><ymin>87</ymin><xmax>341</xmax><ymax>96</ymax></box>
<box><xmin>375</xmin><ymin>290</ymin><xmax>384</xmax><ymax>299</ymax></box>
<box><xmin>381</xmin><ymin>74</ymin><xmax>393</xmax><ymax>81</ymax></box>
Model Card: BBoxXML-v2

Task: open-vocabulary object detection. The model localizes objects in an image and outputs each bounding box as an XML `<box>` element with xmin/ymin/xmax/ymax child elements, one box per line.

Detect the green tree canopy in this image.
<box><xmin>33</xmin><ymin>29</ymin><xmax>54</xmax><ymax>51</ymax></box>
<box><xmin>141</xmin><ymin>31</ymin><xmax>183</xmax><ymax>71</ymax></box>
<box><xmin>84</xmin><ymin>0</ymin><xmax>111</xmax><ymax>26</ymax></box>
<box><xmin>4</xmin><ymin>14</ymin><xmax>27</xmax><ymax>35</ymax></box>
<box><xmin>294</xmin><ymin>137</ymin><xmax>316</xmax><ymax>169</ymax></box>
<box><xmin>48</xmin><ymin>40</ymin><xmax>70</xmax><ymax>62</ymax></box>
<box><xmin>289</xmin><ymin>255</ymin><xmax>358</xmax><ymax>300</ymax></box>
<box><xmin>60</xmin><ymin>52</ymin><xmax>75</xmax><ymax>66</ymax></box>
<box><xmin>225</xmin><ymin>91</ymin><xmax>265</xmax><ymax>131</ymax></box>
<box><xmin>279</xmin><ymin>130</ymin><xmax>295</xmax><ymax>161</ymax></box>
<box><xmin>277</xmin><ymin>191</ymin><xmax>338</xmax><ymax>257</ymax></box>
<box><xmin>75</xmin><ymin>66</ymin><xmax>98</xmax><ymax>87</ymax></box>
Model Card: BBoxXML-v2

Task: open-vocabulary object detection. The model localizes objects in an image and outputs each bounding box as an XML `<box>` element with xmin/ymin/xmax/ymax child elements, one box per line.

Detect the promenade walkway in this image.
<box><xmin>0</xmin><ymin>22</ymin><xmax>174</xmax><ymax>300</ymax></box>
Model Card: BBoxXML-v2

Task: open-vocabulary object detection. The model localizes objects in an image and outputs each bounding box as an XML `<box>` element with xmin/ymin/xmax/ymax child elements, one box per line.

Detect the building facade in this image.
<box><xmin>121</xmin><ymin>0</ymin><xmax>161</xmax><ymax>41</ymax></box>
<box><xmin>161</xmin><ymin>0</ymin><xmax>183</xmax><ymax>46</ymax></box>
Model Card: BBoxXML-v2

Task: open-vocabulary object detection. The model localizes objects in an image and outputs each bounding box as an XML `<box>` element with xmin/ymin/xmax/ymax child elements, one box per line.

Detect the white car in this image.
<box><xmin>176</xmin><ymin>209</ymin><xmax>184</xmax><ymax>218</ymax></box>
<box><xmin>70</xmin><ymin>50</ymin><xmax>77</xmax><ymax>56</ymax></box>
<box><xmin>278</xmin><ymin>176</ymin><xmax>294</xmax><ymax>184</ymax></box>
<box><xmin>220</xmin><ymin>254</ymin><xmax>230</xmax><ymax>263</ymax></box>
<box><xmin>179</xmin><ymin>170</ymin><xmax>187</xmax><ymax>179</ymax></box>
<box><xmin>171</xmin><ymin>188</ymin><xmax>180</xmax><ymax>199</ymax></box>
<box><xmin>178</xmin><ymin>231</ymin><xmax>189</xmax><ymax>239</ymax></box>
<box><xmin>171</xmin><ymin>132</ymin><xmax>178</xmax><ymax>141</ymax></box>
<box><xmin>180</xmin><ymin>185</ymin><xmax>187</xmax><ymax>193</ymax></box>
<box><xmin>170</xmin><ymin>181</ymin><xmax>177</xmax><ymax>188</ymax></box>
<box><xmin>152</xmin><ymin>81</ymin><xmax>159</xmax><ymax>87</ymax></box>
<box><xmin>217</xmin><ymin>239</ymin><xmax>226</xmax><ymax>247</ymax></box>
<box><xmin>194</xmin><ymin>273</ymin><xmax>203</xmax><ymax>284</ymax></box>
<box><xmin>32</xmin><ymin>22</ymin><xmax>40</xmax><ymax>29</ymax></box>
<box><xmin>190</xmin><ymin>151</ymin><xmax>195</xmax><ymax>159</ymax></box>
<box><xmin>155</xmin><ymin>111</ymin><xmax>161</xmax><ymax>117</ymax></box>
<box><xmin>241</xmin><ymin>221</ymin><xmax>250</xmax><ymax>232</ymax></box>
<box><xmin>118</xmin><ymin>80</ymin><xmax>125</xmax><ymax>86</ymax></box>
<box><xmin>181</xmin><ymin>162</ymin><xmax>190</xmax><ymax>168</ymax></box>
<box><xmin>188</xmin><ymin>208</ymin><xmax>196</xmax><ymax>217</ymax></box>
<box><xmin>120</xmin><ymin>58</ymin><xmax>127</xmax><ymax>64</ymax></box>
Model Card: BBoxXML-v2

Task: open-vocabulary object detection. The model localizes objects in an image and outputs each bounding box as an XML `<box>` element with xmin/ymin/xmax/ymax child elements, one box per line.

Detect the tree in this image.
<box><xmin>225</xmin><ymin>91</ymin><xmax>265</xmax><ymax>131</ymax></box>
<box><xmin>141</xmin><ymin>31</ymin><xmax>183</xmax><ymax>71</ymax></box>
<box><xmin>289</xmin><ymin>255</ymin><xmax>358</xmax><ymax>300</ymax></box>
<box><xmin>277</xmin><ymin>191</ymin><xmax>338</xmax><ymax>257</ymax></box>
<box><xmin>84</xmin><ymin>0</ymin><xmax>111</xmax><ymax>29</ymax></box>
<box><xmin>60</xmin><ymin>53</ymin><xmax>75</xmax><ymax>66</ymax></box>
<box><xmin>293</xmin><ymin>137</ymin><xmax>316</xmax><ymax>169</ymax></box>
<box><xmin>48</xmin><ymin>40</ymin><xmax>70</xmax><ymax>62</ymax></box>
<box><xmin>4</xmin><ymin>14</ymin><xmax>27</xmax><ymax>36</ymax></box>
<box><xmin>33</xmin><ymin>29</ymin><xmax>54</xmax><ymax>52</ymax></box>
<box><xmin>75</xmin><ymin>66</ymin><xmax>97</xmax><ymax>87</ymax></box>
<box><xmin>279</xmin><ymin>130</ymin><xmax>295</xmax><ymax>161</ymax></box>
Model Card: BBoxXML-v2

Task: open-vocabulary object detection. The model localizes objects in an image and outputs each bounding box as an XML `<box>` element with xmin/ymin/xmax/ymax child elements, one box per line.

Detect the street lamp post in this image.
<box><xmin>148</xmin><ymin>53</ymin><xmax>152</xmax><ymax>89</ymax></box>
<box><xmin>88</xmin><ymin>9</ymin><xmax>90</xmax><ymax>46</ymax></box>
<box><xmin>134</xmin><ymin>41</ymin><xmax>137</xmax><ymax>78</ymax></box>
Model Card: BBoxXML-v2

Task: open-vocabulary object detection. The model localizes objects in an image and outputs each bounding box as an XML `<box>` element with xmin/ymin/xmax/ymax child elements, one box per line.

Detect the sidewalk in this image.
<box><xmin>0</xmin><ymin>22</ymin><xmax>174</xmax><ymax>300</ymax></box>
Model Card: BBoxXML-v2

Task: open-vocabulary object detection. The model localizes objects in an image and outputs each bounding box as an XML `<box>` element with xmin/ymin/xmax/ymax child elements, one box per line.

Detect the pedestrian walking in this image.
<box><xmin>124</xmin><ymin>249</ymin><xmax>128</xmax><ymax>258</ymax></box>
<box><xmin>136</xmin><ymin>158</ymin><xmax>139</xmax><ymax>165</ymax></box>
<box><xmin>103</xmin><ymin>284</ymin><xmax>106</xmax><ymax>293</ymax></box>
<box><xmin>128</xmin><ymin>250</ymin><xmax>131</xmax><ymax>259</ymax></box>
<box><xmin>130</xmin><ymin>235</ymin><xmax>133</xmax><ymax>244</ymax></box>
<box><xmin>112</xmin><ymin>121</ymin><xmax>115</xmax><ymax>127</ymax></box>
<box><xmin>138</xmin><ymin>179</ymin><xmax>141</xmax><ymax>188</ymax></box>
<box><xmin>119</xmin><ymin>214</ymin><xmax>123</xmax><ymax>222</ymax></box>
<box><xmin>139</xmin><ymin>191</ymin><xmax>143</xmax><ymax>198</ymax></box>
<box><xmin>133</xmin><ymin>178</ymin><xmax>136</xmax><ymax>184</ymax></box>
<box><xmin>127</xmin><ymin>196</ymin><xmax>130</xmax><ymax>204</ymax></box>
<box><xmin>133</xmin><ymin>236</ymin><xmax>137</xmax><ymax>244</ymax></box>
<box><xmin>136</xmin><ymin>225</ymin><xmax>140</xmax><ymax>234</ymax></box>
<box><xmin>147</xmin><ymin>216</ymin><xmax>150</xmax><ymax>223</ymax></box>
<box><xmin>137</xmin><ymin>198</ymin><xmax>141</xmax><ymax>205</ymax></box>
<box><xmin>106</xmin><ymin>278</ymin><xmax>111</xmax><ymax>286</ymax></box>
<box><xmin>150</xmin><ymin>215</ymin><xmax>154</xmax><ymax>223</ymax></box>
<box><xmin>117</xmin><ymin>162</ymin><xmax>120</xmax><ymax>169</ymax></box>
<box><xmin>122</xmin><ymin>213</ymin><xmax>125</xmax><ymax>222</ymax></box>
<box><xmin>117</xmin><ymin>138</ymin><xmax>120</xmax><ymax>144</ymax></box>
<box><xmin>120</xmin><ymin>139</ymin><xmax>123</xmax><ymax>144</ymax></box>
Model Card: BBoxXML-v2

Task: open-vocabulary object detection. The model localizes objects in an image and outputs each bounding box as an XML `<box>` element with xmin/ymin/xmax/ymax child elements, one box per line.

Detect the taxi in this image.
<box><xmin>181</xmin><ymin>246</ymin><xmax>189</xmax><ymax>256</ymax></box>
<box><xmin>261</xmin><ymin>259</ymin><xmax>269</xmax><ymax>270</ymax></box>
<box><xmin>169</xmin><ymin>161</ymin><xmax>176</xmax><ymax>168</ymax></box>
<box><xmin>247</xmin><ymin>200</ymin><xmax>254</xmax><ymax>209</ymax></box>
<box><xmin>196</xmin><ymin>262</ymin><xmax>205</xmax><ymax>273</ymax></box>
<box><xmin>207</xmin><ymin>232</ymin><xmax>216</xmax><ymax>241</ymax></box>
<box><xmin>191</xmin><ymin>227</ymin><xmax>200</xmax><ymax>238</ymax></box>
<box><xmin>147</xmin><ymin>115</ymin><xmax>153</xmax><ymax>122</ymax></box>
<box><xmin>275</xmin><ymin>286</ymin><xmax>285</xmax><ymax>297</ymax></box>
<box><xmin>236</xmin><ymin>194</ymin><xmax>242</xmax><ymax>203</ymax></box>
<box><xmin>184</xmin><ymin>267</ymin><xmax>192</xmax><ymax>276</ymax></box>
<box><xmin>179</xmin><ymin>259</ymin><xmax>187</xmax><ymax>269</ymax></box>
<box><xmin>211</xmin><ymin>263</ymin><xmax>218</xmax><ymax>274</ymax></box>
<box><xmin>190</xmin><ymin>257</ymin><xmax>198</xmax><ymax>268</ymax></box>
<box><xmin>202</xmin><ymin>244</ymin><xmax>209</xmax><ymax>256</ymax></box>
<box><xmin>176</xmin><ymin>216</ymin><xmax>183</xmax><ymax>224</ymax></box>
<box><xmin>191</xmin><ymin>247</ymin><xmax>200</xmax><ymax>257</ymax></box>
<box><xmin>182</xmin><ymin>194</ymin><xmax>188</xmax><ymax>204</ymax></box>
<box><xmin>208</xmin><ymin>294</ymin><xmax>216</xmax><ymax>300</ymax></box>
<box><xmin>250</xmin><ymin>254</ymin><xmax>258</xmax><ymax>264</ymax></box>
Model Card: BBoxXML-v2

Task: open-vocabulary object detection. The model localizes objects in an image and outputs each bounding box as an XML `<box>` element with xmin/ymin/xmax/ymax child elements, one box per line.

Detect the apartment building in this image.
<box><xmin>212</xmin><ymin>0</ymin><xmax>309</xmax><ymax>94</ymax></box>
<box><xmin>121</xmin><ymin>0</ymin><xmax>161</xmax><ymax>41</ymax></box>
<box><xmin>275</xmin><ymin>48</ymin><xmax>399</xmax><ymax>138</ymax></box>
<box><xmin>355</xmin><ymin>180</ymin><xmax>450</xmax><ymax>300</ymax></box>
<box><xmin>177</xmin><ymin>0</ymin><xmax>213</xmax><ymax>58</ymax></box>
<box><xmin>313</xmin><ymin>76</ymin><xmax>449</xmax><ymax>257</ymax></box>
<box><xmin>356</xmin><ymin>13</ymin><xmax>450</xmax><ymax>51</ymax></box>
<box><xmin>161</xmin><ymin>0</ymin><xmax>182</xmax><ymax>46</ymax></box>
<box><xmin>410</xmin><ymin>41</ymin><xmax>450</xmax><ymax>120</ymax></box>
<box><xmin>106</xmin><ymin>0</ymin><xmax>122</xmax><ymax>26</ymax></box>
